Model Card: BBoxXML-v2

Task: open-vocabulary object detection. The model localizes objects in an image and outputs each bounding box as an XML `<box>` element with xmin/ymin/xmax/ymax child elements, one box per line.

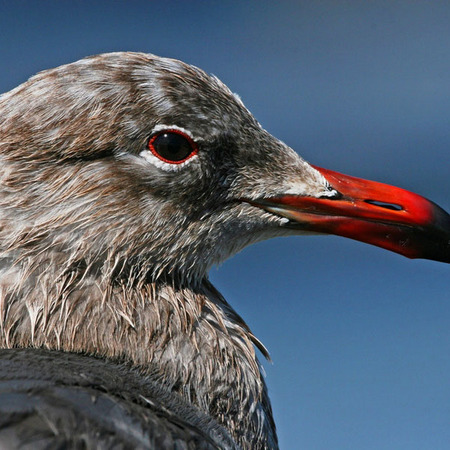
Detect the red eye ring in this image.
<box><xmin>148</xmin><ymin>129</ymin><xmax>198</xmax><ymax>164</ymax></box>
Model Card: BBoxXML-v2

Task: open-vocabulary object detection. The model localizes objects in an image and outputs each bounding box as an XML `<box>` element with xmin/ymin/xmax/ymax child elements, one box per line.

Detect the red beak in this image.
<box><xmin>251</xmin><ymin>166</ymin><xmax>450</xmax><ymax>263</ymax></box>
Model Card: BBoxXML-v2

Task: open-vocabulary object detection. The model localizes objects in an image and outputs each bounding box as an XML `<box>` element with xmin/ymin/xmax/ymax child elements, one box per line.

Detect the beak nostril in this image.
<box><xmin>365</xmin><ymin>199</ymin><xmax>403</xmax><ymax>211</ymax></box>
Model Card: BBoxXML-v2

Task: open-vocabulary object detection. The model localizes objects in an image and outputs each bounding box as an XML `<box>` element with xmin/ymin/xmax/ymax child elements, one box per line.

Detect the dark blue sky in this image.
<box><xmin>1</xmin><ymin>2</ymin><xmax>449</xmax><ymax>448</ymax></box>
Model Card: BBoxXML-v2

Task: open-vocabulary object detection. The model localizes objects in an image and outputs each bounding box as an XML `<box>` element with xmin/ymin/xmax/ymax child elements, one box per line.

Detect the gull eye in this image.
<box><xmin>148</xmin><ymin>130</ymin><xmax>198</xmax><ymax>164</ymax></box>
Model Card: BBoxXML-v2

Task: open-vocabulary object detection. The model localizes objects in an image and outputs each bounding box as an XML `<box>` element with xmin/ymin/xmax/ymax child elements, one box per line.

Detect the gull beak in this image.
<box><xmin>251</xmin><ymin>166</ymin><xmax>450</xmax><ymax>263</ymax></box>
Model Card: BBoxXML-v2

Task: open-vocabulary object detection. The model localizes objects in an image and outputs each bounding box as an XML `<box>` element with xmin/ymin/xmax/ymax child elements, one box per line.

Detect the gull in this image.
<box><xmin>0</xmin><ymin>52</ymin><xmax>448</xmax><ymax>449</ymax></box>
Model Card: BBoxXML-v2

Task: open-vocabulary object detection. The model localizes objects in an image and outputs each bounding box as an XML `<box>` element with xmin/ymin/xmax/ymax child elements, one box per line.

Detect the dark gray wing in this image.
<box><xmin>0</xmin><ymin>348</ymin><xmax>237</xmax><ymax>450</ymax></box>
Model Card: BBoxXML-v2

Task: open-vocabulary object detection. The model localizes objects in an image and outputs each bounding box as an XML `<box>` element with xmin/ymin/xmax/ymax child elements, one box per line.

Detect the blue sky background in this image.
<box><xmin>1</xmin><ymin>2</ymin><xmax>449</xmax><ymax>448</ymax></box>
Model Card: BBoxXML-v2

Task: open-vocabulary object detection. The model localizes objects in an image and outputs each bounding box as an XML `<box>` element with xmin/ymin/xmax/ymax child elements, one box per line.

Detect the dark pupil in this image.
<box><xmin>153</xmin><ymin>133</ymin><xmax>192</xmax><ymax>162</ymax></box>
